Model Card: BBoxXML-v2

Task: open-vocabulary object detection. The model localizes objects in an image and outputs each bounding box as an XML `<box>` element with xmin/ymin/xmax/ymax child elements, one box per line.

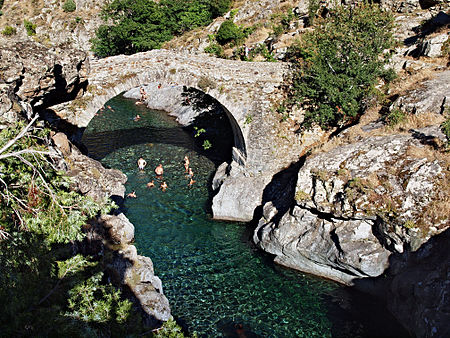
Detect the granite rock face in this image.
<box><xmin>0</xmin><ymin>39</ymin><xmax>88</xmax><ymax>126</ymax></box>
<box><xmin>254</xmin><ymin>129</ymin><xmax>448</xmax><ymax>284</ymax></box>
<box><xmin>391</xmin><ymin>70</ymin><xmax>450</xmax><ymax>115</ymax></box>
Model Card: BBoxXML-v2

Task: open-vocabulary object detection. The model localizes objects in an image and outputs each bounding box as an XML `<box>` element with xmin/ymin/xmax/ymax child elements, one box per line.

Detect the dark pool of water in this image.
<box><xmin>82</xmin><ymin>95</ymin><xmax>409</xmax><ymax>337</ymax></box>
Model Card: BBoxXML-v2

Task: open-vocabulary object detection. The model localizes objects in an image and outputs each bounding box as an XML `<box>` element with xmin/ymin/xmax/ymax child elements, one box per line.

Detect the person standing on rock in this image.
<box><xmin>137</xmin><ymin>157</ymin><xmax>147</xmax><ymax>170</ymax></box>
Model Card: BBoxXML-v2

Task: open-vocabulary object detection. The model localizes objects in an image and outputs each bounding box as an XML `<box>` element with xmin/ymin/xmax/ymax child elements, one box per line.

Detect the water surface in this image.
<box><xmin>83</xmin><ymin>95</ymin><xmax>408</xmax><ymax>338</ymax></box>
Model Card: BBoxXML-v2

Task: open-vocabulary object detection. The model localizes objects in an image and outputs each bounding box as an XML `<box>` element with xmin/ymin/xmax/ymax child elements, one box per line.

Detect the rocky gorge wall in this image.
<box><xmin>0</xmin><ymin>38</ymin><xmax>171</xmax><ymax>328</ymax></box>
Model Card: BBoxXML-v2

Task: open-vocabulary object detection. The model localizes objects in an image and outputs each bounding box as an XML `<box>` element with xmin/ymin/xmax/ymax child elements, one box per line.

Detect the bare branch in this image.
<box><xmin>0</xmin><ymin>149</ymin><xmax>54</xmax><ymax>161</ymax></box>
<box><xmin>0</xmin><ymin>115</ymin><xmax>39</xmax><ymax>155</ymax></box>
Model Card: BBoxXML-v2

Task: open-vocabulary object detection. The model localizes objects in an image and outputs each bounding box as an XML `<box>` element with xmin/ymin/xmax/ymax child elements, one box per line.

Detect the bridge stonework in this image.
<box><xmin>53</xmin><ymin>50</ymin><xmax>314</xmax><ymax>221</ymax></box>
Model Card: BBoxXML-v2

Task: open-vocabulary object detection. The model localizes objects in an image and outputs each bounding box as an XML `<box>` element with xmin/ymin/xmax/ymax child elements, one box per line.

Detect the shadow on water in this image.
<box><xmin>81</xmin><ymin>94</ymin><xmax>413</xmax><ymax>337</ymax></box>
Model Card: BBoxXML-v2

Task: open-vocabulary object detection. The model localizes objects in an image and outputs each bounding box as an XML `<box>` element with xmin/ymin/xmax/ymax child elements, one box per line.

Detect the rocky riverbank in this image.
<box><xmin>0</xmin><ymin>38</ymin><xmax>171</xmax><ymax>328</ymax></box>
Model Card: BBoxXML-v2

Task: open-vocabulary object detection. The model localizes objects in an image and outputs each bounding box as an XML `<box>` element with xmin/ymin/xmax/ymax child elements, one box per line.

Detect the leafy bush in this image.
<box><xmin>287</xmin><ymin>2</ymin><xmax>395</xmax><ymax>130</ymax></box>
<box><xmin>441</xmin><ymin>111</ymin><xmax>450</xmax><ymax>148</ymax></box>
<box><xmin>0</xmin><ymin>119</ymin><xmax>144</xmax><ymax>336</ymax></box>
<box><xmin>385</xmin><ymin>108</ymin><xmax>406</xmax><ymax>127</ymax></box>
<box><xmin>1</xmin><ymin>25</ymin><xmax>16</xmax><ymax>36</ymax></box>
<box><xmin>62</xmin><ymin>0</ymin><xmax>76</xmax><ymax>12</ymax></box>
<box><xmin>216</xmin><ymin>20</ymin><xmax>245</xmax><ymax>45</ymax></box>
<box><xmin>204</xmin><ymin>42</ymin><xmax>225</xmax><ymax>58</ymax></box>
<box><xmin>92</xmin><ymin>0</ymin><xmax>231</xmax><ymax>57</ymax></box>
<box><xmin>24</xmin><ymin>19</ymin><xmax>36</xmax><ymax>36</ymax></box>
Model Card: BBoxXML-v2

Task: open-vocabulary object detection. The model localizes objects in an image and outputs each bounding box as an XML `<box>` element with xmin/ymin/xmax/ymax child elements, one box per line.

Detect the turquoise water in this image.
<box><xmin>83</xmin><ymin>95</ymin><xmax>408</xmax><ymax>337</ymax></box>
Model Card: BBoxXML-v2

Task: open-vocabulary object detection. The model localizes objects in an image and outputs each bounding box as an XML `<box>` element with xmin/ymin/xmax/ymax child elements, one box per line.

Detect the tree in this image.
<box><xmin>92</xmin><ymin>0</ymin><xmax>232</xmax><ymax>57</ymax></box>
<box><xmin>287</xmin><ymin>2</ymin><xmax>395</xmax><ymax>130</ymax></box>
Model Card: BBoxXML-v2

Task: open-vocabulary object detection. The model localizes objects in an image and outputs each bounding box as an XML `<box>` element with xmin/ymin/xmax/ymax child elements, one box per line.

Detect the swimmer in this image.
<box><xmin>155</xmin><ymin>164</ymin><xmax>164</xmax><ymax>176</ymax></box>
<box><xmin>184</xmin><ymin>155</ymin><xmax>190</xmax><ymax>172</ymax></box>
<box><xmin>127</xmin><ymin>191</ymin><xmax>137</xmax><ymax>198</ymax></box>
<box><xmin>188</xmin><ymin>178</ymin><xmax>195</xmax><ymax>187</ymax></box>
<box><xmin>107</xmin><ymin>105</ymin><xmax>115</xmax><ymax>112</ymax></box>
<box><xmin>146</xmin><ymin>180</ymin><xmax>155</xmax><ymax>188</ymax></box>
<box><xmin>134</xmin><ymin>114</ymin><xmax>141</xmax><ymax>121</ymax></box>
<box><xmin>160</xmin><ymin>181</ymin><xmax>168</xmax><ymax>192</ymax></box>
<box><xmin>188</xmin><ymin>167</ymin><xmax>194</xmax><ymax>178</ymax></box>
<box><xmin>137</xmin><ymin>157</ymin><xmax>147</xmax><ymax>170</ymax></box>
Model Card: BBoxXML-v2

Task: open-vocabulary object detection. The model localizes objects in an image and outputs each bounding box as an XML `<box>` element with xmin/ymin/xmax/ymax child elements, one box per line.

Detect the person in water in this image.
<box><xmin>188</xmin><ymin>178</ymin><xmax>195</xmax><ymax>187</ymax></box>
<box><xmin>146</xmin><ymin>180</ymin><xmax>155</xmax><ymax>188</ymax></box>
<box><xmin>160</xmin><ymin>181</ymin><xmax>168</xmax><ymax>191</ymax></box>
<box><xmin>134</xmin><ymin>114</ymin><xmax>141</xmax><ymax>121</ymax></box>
<box><xmin>188</xmin><ymin>167</ymin><xmax>194</xmax><ymax>178</ymax></box>
<box><xmin>184</xmin><ymin>155</ymin><xmax>190</xmax><ymax>172</ymax></box>
<box><xmin>137</xmin><ymin>157</ymin><xmax>147</xmax><ymax>170</ymax></box>
<box><xmin>127</xmin><ymin>191</ymin><xmax>137</xmax><ymax>198</ymax></box>
<box><xmin>155</xmin><ymin>164</ymin><xmax>164</xmax><ymax>176</ymax></box>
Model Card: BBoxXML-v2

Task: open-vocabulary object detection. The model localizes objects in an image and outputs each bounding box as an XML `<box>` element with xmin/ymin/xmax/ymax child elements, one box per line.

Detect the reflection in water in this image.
<box><xmin>82</xmin><ymin>95</ymin><xmax>408</xmax><ymax>337</ymax></box>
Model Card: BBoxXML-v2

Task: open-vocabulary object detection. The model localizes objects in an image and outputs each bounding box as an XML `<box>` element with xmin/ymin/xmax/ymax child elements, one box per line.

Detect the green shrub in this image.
<box><xmin>1</xmin><ymin>25</ymin><xmax>16</xmax><ymax>36</ymax></box>
<box><xmin>308</xmin><ymin>0</ymin><xmax>320</xmax><ymax>26</ymax></box>
<box><xmin>92</xmin><ymin>0</ymin><xmax>230</xmax><ymax>57</ymax></box>
<box><xmin>24</xmin><ymin>19</ymin><xmax>36</xmax><ymax>36</ymax></box>
<box><xmin>62</xmin><ymin>0</ymin><xmax>76</xmax><ymax>12</ymax></box>
<box><xmin>204</xmin><ymin>42</ymin><xmax>225</xmax><ymax>58</ymax></box>
<box><xmin>216</xmin><ymin>20</ymin><xmax>245</xmax><ymax>45</ymax></box>
<box><xmin>441</xmin><ymin>112</ymin><xmax>450</xmax><ymax>147</ymax></box>
<box><xmin>288</xmin><ymin>2</ymin><xmax>395</xmax><ymax>130</ymax></box>
<box><xmin>210</xmin><ymin>0</ymin><xmax>232</xmax><ymax>17</ymax></box>
<box><xmin>385</xmin><ymin>108</ymin><xmax>406</xmax><ymax>127</ymax></box>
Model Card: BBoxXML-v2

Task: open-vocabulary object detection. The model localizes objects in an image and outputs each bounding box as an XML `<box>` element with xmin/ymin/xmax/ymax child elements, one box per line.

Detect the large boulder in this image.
<box><xmin>391</xmin><ymin>70</ymin><xmax>450</xmax><ymax>115</ymax></box>
<box><xmin>254</xmin><ymin>128</ymin><xmax>449</xmax><ymax>284</ymax></box>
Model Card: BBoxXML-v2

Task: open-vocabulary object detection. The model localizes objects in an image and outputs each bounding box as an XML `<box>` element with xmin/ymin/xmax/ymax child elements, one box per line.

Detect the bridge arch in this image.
<box><xmin>55</xmin><ymin>50</ymin><xmax>290</xmax><ymax>173</ymax></box>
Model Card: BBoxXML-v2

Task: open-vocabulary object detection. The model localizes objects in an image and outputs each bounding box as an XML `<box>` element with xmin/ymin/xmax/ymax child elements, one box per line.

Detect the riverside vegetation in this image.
<box><xmin>0</xmin><ymin>119</ymin><xmax>186</xmax><ymax>336</ymax></box>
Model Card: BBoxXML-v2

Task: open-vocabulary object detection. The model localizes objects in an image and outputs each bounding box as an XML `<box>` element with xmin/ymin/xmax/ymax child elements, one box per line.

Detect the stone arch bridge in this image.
<box><xmin>54</xmin><ymin>50</ymin><xmax>314</xmax><ymax>221</ymax></box>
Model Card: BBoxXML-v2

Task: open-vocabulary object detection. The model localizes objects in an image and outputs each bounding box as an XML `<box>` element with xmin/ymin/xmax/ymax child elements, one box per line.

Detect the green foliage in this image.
<box><xmin>63</xmin><ymin>0</ymin><xmax>76</xmax><ymax>12</ymax></box>
<box><xmin>288</xmin><ymin>2</ymin><xmax>395</xmax><ymax>130</ymax></box>
<box><xmin>152</xmin><ymin>318</ymin><xmax>189</xmax><ymax>337</ymax></box>
<box><xmin>92</xmin><ymin>0</ymin><xmax>231</xmax><ymax>57</ymax></box>
<box><xmin>216</xmin><ymin>20</ymin><xmax>245</xmax><ymax>45</ymax></box>
<box><xmin>204</xmin><ymin>42</ymin><xmax>225</xmax><ymax>58</ymax></box>
<box><xmin>66</xmin><ymin>272</ymin><xmax>133</xmax><ymax>324</ymax></box>
<box><xmin>307</xmin><ymin>0</ymin><xmax>320</xmax><ymax>26</ymax></box>
<box><xmin>0</xmin><ymin>0</ymin><xmax>3</xmax><ymax>9</ymax></box>
<box><xmin>202</xmin><ymin>139</ymin><xmax>212</xmax><ymax>150</ymax></box>
<box><xmin>272</xmin><ymin>8</ymin><xmax>294</xmax><ymax>37</ymax></box>
<box><xmin>24</xmin><ymin>19</ymin><xmax>36</xmax><ymax>36</ymax></box>
<box><xmin>1</xmin><ymin>25</ymin><xmax>16</xmax><ymax>36</ymax></box>
<box><xmin>0</xmin><ymin>119</ymin><xmax>140</xmax><ymax>336</ymax></box>
<box><xmin>385</xmin><ymin>108</ymin><xmax>406</xmax><ymax>127</ymax></box>
<box><xmin>441</xmin><ymin>111</ymin><xmax>450</xmax><ymax>148</ymax></box>
<box><xmin>249</xmin><ymin>43</ymin><xmax>277</xmax><ymax>62</ymax></box>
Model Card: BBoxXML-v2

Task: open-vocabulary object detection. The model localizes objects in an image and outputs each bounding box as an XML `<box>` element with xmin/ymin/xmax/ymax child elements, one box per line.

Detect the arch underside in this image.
<box><xmin>82</xmin><ymin>78</ymin><xmax>248</xmax><ymax>164</ymax></box>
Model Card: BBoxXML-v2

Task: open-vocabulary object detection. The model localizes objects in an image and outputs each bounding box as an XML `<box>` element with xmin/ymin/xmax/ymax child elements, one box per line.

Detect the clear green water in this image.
<box><xmin>82</xmin><ymin>95</ymin><xmax>408</xmax><ymax>338</ymax></box>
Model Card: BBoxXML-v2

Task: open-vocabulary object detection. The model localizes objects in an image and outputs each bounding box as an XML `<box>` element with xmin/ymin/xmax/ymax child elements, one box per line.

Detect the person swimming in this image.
<box><xmin>187</xmin><ymin>167</ymin><xmax>194</xmax><ymax>178</ymax></box>
<box><xmin>184</xmin><ymin>155</ymin><xmax>190</xmax><ymax>172</ymax></box>
<box><xmin>146</xmin><ymin>180</ymin><xmax>155</xmax><ymax>188</ymax></box>
<box><xmin>134</xmin><ymin>114</ymin><xmax>141</xmax><ymax>121</ymax></box>
<box><xmin>188</xmin><ymin>178</ymin><xmax>195</xmax><ymax>187</ymax></box>
<box><xmin>160</xmin><ymin>181</ymin><xmax>168</xmax><ymax>192</ymax></box>
<box><xmin>137</xmin><ymin>157</ymin><xmax>147</xmax><ymax>170</ymax></box>
<box><xmin>155</xmin><ymin>164</ymin><xmax>164</xmax><ymax>176</ymax></box>
<box><xmin>126</xmin><ymin>191</ymin><xmax>137</xmax><ymax>198</ymax></box>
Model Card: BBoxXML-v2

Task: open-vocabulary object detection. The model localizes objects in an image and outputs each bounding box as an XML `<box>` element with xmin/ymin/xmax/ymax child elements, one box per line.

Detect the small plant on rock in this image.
<box><xmin>63</xmin><ymin>0</ymin><xmax>76</xmax><ymax>12</ymax></box>
<box><xmin>1</xmin><ymin>25</ymin><xmax>16</xmax><ymax>36</ymax></box>
<box><xmin>24</xmin><ymin>19</ymin><xmax>36</xmax><ymax>36</ymax></box>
